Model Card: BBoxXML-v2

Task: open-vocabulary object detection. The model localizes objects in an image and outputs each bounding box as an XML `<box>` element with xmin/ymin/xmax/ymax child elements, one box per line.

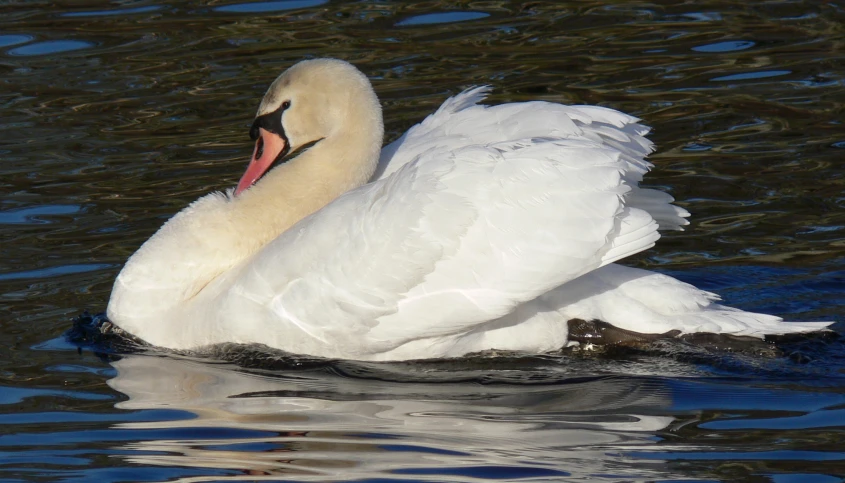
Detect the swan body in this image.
<box><xmin>107</xmin><ymin>59</ymin><xmax>831</xmax><ymax>360</ymax></box>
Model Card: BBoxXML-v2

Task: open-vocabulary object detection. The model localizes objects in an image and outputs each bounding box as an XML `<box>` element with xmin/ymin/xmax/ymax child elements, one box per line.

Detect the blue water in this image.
<box><xmin>1</xmin><ymin>0</ymin><xmax>844</xmax><ymax>481</ymax></box>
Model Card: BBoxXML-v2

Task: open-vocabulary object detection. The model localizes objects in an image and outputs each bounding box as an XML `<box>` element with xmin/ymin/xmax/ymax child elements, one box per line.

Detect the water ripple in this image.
<box><xmin>396</xmin><ymin>12</ymin><xmax>491</xmax><ymax>27</ymax></box>
<box><xmin>0</xmin><ymin>0</ymin><xmax>843</xmax><ymax>481</ymax></box>
<box><xmin>214</xmin><ymin>0</ymin><xmax>329</xmax><ymax>14</ymax></box>
<box><xmin>7</xmin><ymin>39</ymin><xmax>95</xmax><ymax>56</ymax></box>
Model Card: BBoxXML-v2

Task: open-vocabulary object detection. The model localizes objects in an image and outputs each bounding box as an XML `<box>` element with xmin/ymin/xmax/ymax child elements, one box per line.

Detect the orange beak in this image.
<box><xmin>235</xmin><ymin>127</ymin><xmax>287</xmax><ymax>196</ymax></box>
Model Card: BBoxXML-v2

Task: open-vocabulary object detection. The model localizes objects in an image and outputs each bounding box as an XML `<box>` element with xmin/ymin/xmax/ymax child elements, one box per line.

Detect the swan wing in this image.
<box><xmin>366</xmin><ymin>138</ymin><xmax>657</xmax><ymax>346</ymax></box>
<box><xmin>376</xmin><ymin>87</ymin><xmax>688</xmax><ymax>229</ymax></box>
<box><xmin>228</xmin><ymin>98</ymin><xmax>684</xmax><ymax>355</ymax></box>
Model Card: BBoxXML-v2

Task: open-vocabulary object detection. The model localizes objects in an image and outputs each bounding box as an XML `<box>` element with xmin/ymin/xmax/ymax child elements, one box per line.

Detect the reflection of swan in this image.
<box><xmin>107</xmin><ymin>59</ymin><xmax>831</xmax><ymax>360</ymax></box>
<box><xmin>108</xmin><ymin>354</ymin><xmax>676</xmax><ymax>479</ymax></box>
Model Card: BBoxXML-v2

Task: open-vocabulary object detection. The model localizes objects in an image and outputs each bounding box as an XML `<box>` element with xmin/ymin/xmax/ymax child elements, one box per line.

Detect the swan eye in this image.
<box><xmin>281</xmin><ymin>100</ymin><xmax>291</xmax><ymax>110</ymax></box>
<box><xmin>255</xmin><ymin>135</ymin><xmax>264</xmax><ymax>159</ymax></box>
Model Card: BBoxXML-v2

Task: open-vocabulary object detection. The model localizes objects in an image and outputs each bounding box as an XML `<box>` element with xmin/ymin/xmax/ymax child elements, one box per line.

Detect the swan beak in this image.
<box><xmin>235</xmin><ymin>127</ymin><xmax>287</xmax><ymax>196</ymax></box>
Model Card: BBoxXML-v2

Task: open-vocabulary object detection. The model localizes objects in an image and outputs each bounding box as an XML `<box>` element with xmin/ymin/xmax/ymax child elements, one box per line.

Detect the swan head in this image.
<box><xmin>235</xmin><ymin>58</ymin><xmax>384</xmax><ymax>196</ymax></box>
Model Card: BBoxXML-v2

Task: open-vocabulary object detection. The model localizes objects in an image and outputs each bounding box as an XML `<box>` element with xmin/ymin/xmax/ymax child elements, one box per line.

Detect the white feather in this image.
<box><xmin>107</xmin><ymin>66</ymin><xmax>833</xmax><ymax>360</ymax></box>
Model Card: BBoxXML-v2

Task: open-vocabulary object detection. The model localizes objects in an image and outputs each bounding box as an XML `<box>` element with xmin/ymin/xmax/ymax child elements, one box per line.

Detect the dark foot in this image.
<box><xmin>567</xmin><ymin>318</ymin><xmax>680</xmax><ymax>349</ymax></box>
<box><xmin>65</xmin><ymin>310</ymin><xmax>145</xmax><ymax>359</ymax></box>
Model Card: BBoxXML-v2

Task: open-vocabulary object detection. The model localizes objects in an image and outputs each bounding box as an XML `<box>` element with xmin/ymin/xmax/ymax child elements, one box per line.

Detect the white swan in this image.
<box><xmin>107</xmin><ymin>58</ymin><xmax>831</xmax><ymax>360</ymax></box>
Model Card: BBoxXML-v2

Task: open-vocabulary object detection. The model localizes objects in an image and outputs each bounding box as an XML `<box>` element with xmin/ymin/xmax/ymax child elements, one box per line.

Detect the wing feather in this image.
<box><xmin>225</xmin><ymin>88</ymin><xmax>691</xmax><ymax>356</ymax></box>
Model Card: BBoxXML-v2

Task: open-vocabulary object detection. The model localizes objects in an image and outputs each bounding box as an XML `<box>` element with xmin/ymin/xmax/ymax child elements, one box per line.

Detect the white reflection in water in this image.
<box><xmin>107</xmin><ymin>355</ymin><xmax>678</xmax><ymax>480</ymax></box>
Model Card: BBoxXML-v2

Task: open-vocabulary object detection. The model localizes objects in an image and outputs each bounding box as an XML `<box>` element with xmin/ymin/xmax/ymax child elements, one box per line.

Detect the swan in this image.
<box><xmin>106</xmin><ymin>58</ymin><xmax>832</xmax><ymax>360</ymax></box>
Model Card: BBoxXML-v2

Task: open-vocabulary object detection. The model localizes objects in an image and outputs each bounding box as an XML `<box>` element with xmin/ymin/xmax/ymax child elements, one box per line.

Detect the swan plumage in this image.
<box><xmin>107</xmin><ymin>58</ymin><xmax>831</xmax><ymax>360</ymax></box>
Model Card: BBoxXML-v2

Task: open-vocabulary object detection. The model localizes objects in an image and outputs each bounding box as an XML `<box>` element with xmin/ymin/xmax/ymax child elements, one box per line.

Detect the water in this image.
<box><xmin>1</xmin><ymin>0</ymin><xmax>844</xmax><ymax>481</ymax></box>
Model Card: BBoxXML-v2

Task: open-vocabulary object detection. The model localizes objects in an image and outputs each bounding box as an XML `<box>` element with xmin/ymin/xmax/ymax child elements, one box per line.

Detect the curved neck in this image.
<box><xmin>108</xmin><ymin>115</ymin><xmax>383</xmax><ymax>342</ymax></box>
<box><xmin>232</xmin><ymin>127</ymin><xmax>381</xmax><ymax>252</ymax></box>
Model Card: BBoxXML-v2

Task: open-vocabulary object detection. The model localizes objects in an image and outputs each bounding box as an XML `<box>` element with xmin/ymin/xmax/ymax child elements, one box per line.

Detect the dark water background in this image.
<box><xmin>2</xmin><ymin>1</ymin><xmax>845</xmax><ymax>481</ymax></box>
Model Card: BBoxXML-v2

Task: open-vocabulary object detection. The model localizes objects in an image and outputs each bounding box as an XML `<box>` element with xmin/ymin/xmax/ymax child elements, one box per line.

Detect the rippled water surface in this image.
<box><xmin>2</xmin><ymin>1</ymin><xmax>845</xmax><ymax>481</ymax></box>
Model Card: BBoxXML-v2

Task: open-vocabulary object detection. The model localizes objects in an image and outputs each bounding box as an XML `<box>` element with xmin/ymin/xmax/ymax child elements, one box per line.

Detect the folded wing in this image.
<box><xmin>228</xmin><ymin>88</ymin><xmax>690</xmax><ymax>356</ymax></box>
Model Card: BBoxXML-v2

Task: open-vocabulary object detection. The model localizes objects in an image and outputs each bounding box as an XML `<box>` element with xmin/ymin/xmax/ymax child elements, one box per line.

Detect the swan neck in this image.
<box><xmin>236</xmin><ymin>125</ymin><xmax>381</xmax><ymax>247</ymax></box>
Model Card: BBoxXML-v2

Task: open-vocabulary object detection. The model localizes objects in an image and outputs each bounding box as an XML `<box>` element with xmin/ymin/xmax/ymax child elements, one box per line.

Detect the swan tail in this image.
<box><xmin>548</xmin><ymin>264</ymin><xmax>835</xmax><ymax>340</ymax></box>
<box><xmin>666</xmin><ymin>309</ymin><xmax>834</xmax><ymax>338</ymax></box>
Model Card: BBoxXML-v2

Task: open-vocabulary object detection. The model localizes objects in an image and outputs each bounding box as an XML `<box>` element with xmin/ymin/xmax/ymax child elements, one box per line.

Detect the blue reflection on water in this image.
<box><xmin>711</xmin><ymin>70</ymin><xmax>791</xmax><ymax>82</ymax></box>
<box><xmin>0</xmin><ymin>34</ymin><xmax>32</xmax><ymax>48</ymax></box>
<box><xmin>771</xmin><ymin>475</ymin><xmax>841</xmax><ymax>483</ymax></box>
<box><xmin>630</xmin><ymin>449</ymin><xmax>845</xmax><ymax>461</ymax></box>
<box><xmin>7</xmin><ymin>40</ymin><xmax>94</xmax><ymax>56</ymax></box>
<box><xmin>0</xmin><ymin>204</ymin><xmax>82</xmax><ymax>224</ymax></box>
<box><xmin>396</xmin><ymin>12</ymin><xmax>490</xmax><ymax>26</ymax></box>
<box><xmin>61</xmin><ymin>6</ymin><xmax>161</xmax><ymax>17</ymax></box>
<box><xmin>0</xmin><ymin>426</ymin><xmax>276</xmax><ymax>447</ymax></box>
<box><xmin>701</xmin><ymin>408</ymin><xmax>845</xmax><ymax>430</ymax></box>
<box><xmin>669</xmin><ymin>380</ymin><xmax>845</xmax><ymax>412</ymax></box>
<box><xmin>214</xmin><ymin>0</ymin><xmax>328</xmax><ymax>14</ymax></box>
<box><xmin>0</xmin><ymin>409</ymin><xmax>191</xmax><ymax>426</ymax></box>
<box><xmin>393</xmin><ymin>465</ymin><xmax>570</xmax><ymax>478</ymax></box>
<box><xmin>692</xmin><ymin>40</ymin><xmax>755</xmax><ymax>52</ymax></box>
<box><xmin>0</xmin><ymin>386</ymin><xmax>113</xmax><ymax>405</ymax></box>
<box><xmin>0</xmin><ymin>264</ymin><xmax>113</xmax><ymax>281</ymax></box>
